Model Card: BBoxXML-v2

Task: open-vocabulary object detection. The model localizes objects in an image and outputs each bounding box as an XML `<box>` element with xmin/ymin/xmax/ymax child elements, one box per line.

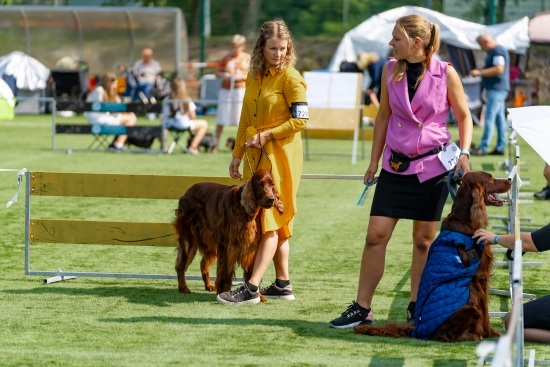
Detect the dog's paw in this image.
<box><xmin>178</xmin><ymin>286</ymin><xmax>191</xmax><ymax>294</ymax></box>
<box><xmin>260</xmin><ymin>294</ymin><xmax>267</xmax><ymax>303</ymax></box>
<box><xmin>205</xmin><ymin>284</ymin><xmax>216</xmax><ymax>292</ymax></box>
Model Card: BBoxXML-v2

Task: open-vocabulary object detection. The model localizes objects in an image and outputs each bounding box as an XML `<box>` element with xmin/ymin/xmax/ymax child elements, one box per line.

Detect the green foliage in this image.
<box><xmin>0</xmin><ymin>115</ymin><xmax>549</xmax><ymax>366</ymax></box>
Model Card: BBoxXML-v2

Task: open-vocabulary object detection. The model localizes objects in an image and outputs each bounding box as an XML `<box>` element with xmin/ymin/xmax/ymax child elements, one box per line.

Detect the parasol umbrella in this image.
<box><xmin>508</xmin><ymin>106</ymin><xmax>550</xmax><ymax>165</ymax></box>
<box><xmin>0</xmin><ymin>51</ymin><xmax>50</xmax><ymax>91</ymax></box>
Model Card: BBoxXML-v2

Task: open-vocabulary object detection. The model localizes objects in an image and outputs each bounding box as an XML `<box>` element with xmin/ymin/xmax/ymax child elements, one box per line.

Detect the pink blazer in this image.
<box><xmin>382</xmin><ymin>58</ymin><xmax>452</xmax><ymax>183</ymax></box>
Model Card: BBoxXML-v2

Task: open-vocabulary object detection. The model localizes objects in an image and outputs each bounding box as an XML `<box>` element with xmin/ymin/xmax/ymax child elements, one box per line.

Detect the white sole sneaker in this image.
<box><xmin>216</xmin><ymin>294</ymin><xmax>261</xmax><ymax>305</ymax></box>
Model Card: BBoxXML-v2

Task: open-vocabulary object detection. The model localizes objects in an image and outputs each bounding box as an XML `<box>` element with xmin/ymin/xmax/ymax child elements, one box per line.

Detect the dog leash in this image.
<box><xmin>243</xmin><ymin>133</ymin><xmax>273</xmax><ymax>174</ymax></box>
<box><xmin>446</xmin><ymin>168</ymin><xmax>464</xmax><ymax>201</ymax></box>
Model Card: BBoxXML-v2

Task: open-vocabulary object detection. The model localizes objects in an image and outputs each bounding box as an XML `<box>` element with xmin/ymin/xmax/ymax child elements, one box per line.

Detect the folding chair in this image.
<box><xmin>162</xmin><ymin>99</ymin><xmax>193</xmax><ymax>154</ymax></box>
<box><xmin>165</xmin><ymin>126</ymin><xmax>192</xmax><ymax>154</ymax></box>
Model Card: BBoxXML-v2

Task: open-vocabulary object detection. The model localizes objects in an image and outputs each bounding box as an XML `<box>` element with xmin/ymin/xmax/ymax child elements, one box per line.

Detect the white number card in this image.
<box><xmin>438</xmin><ymin>142</ymin><xmax>460</xmax><ymax>171</ymax></box>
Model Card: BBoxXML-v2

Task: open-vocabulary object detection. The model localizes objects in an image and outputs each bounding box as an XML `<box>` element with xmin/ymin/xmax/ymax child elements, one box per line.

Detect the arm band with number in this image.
<box><xmin>290</xmin><ymin>102</ymin><xmax>309</xmax><ymax>119</ymax></box>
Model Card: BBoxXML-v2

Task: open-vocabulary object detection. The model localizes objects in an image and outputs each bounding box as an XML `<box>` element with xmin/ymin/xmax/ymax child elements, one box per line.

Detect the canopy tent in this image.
<box><xmin>529</xmin><ymin>11</ymin><xmax>550</xmax><ymax>45</ymax></box>
<box><xmin>0</xmin><ymin>51</ymin><xmax>50</xmax><ymax>92</ymax></box>
<box><xmin>327</xmin><ymin>6</ymin><xmax>530</xmax><ymax>72</ymax></box>
<box><xmin>0</xmin><ymin>78</ymin><xmax>15</xmax><ymax>121</ymax></box>
<box><xmin>509</xmin><ymin>106</ymin><xmax>550</xmax><ymax>166</ymax></box>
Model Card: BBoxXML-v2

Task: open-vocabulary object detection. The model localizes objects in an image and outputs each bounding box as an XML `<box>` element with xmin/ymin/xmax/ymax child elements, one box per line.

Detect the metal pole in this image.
<box><xmin>200</xmin><ymin>0</ymin><xmax>206</xmax><ymax>78</ymax></box>
<box><xmin>488</xmin><ymin>0</ymin><xmax>495</xmax><ymax>25</ymax></box>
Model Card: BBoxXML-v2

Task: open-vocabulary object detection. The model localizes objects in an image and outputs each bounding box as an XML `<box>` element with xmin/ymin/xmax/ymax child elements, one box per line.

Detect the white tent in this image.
<box><xmin>0</xmin><ymin>51</ymin><xmax>50</xmax><ymax>91</ymax></box>
<box><xmin>0</xmin><ymin>78</ymin><xmax>15</xmax><ymax>121</ymax></box>
<box><xmin>328</xmin><ymin>6</ymin><xmax>530</xmax><ymax>71</ymax></box>
<box><xmin>508</xmin><ymin>106</ymin><xmax>550</xmax><ymax>166</ymax></box>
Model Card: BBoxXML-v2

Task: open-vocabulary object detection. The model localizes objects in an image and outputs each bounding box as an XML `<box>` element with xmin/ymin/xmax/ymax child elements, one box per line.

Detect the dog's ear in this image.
<box><xmin>240</xmin><ymin>179</ymin><xmax>257</xmax><ymax>215</ymax></box>
<box><xmin>470</xmin><ymin>182</ymin><xmax>488</xmax><ymax>230</ymax></box>
<box><xmin>273</xmin><ymin>184</ymin><xmax>284</xmax><ymax>214</ymax></box>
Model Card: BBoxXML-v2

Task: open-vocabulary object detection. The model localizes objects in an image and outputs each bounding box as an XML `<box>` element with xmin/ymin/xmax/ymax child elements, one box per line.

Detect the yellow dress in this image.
<box><xmin>232</xmin><ymin>66</ymin><xmax>308</xmax><ymax>239</ymax></box>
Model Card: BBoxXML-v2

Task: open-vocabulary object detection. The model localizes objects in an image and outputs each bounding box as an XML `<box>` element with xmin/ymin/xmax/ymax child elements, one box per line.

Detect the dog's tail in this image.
<box><xmin>354</xmin><ymin>322</ymin><xmax>413</xmax><ymax>338</ymax></box>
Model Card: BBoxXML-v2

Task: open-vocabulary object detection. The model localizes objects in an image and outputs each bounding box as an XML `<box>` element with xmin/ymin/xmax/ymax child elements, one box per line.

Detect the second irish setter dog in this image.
<box><xmin>173</xmin><ymin>169</ymin><xmax>283</xmax><ymax>296</ymax></box>
<box><xmin>355</xmin><ymin>171</ymin><xmax>511</xmax><ymax>341</ymax></box>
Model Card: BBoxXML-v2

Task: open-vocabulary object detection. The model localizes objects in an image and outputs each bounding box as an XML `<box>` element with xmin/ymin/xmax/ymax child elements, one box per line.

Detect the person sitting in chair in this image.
<box><xmin>163</xmin><ymin>78</ymin><xmax>209</xmax><ymax>155</ymax></box>
<box><xmin>84</xmin><ymin>72</ymin><xmax>137</xmax><ymax>151</ymax></box>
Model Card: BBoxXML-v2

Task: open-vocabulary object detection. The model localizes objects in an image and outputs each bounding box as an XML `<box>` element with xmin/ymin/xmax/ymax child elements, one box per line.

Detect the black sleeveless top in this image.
<box><xmin>406</xmin><ymin>61</ymin><xmax>424</xmax><ymax>102</ymax></box>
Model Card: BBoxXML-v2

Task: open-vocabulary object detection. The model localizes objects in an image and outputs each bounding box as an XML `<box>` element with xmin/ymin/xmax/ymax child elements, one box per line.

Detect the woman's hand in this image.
<box><xmin>472</xmin><ymin>229</ymin><xmax>496</xmax><ymax>244</ymax></box>
<box><xmin>245</xmin><ymin>131</ymin><xmax>272</xmax><ymax>149</ymax></box>
<box><xmin>229</xmin><ymin>158</ymin><xmax>242</xmax><ymax>179</ymax></box>
<box><xmin>455</xmin><ymin>154</ymin><xmax>471</xmax><ymax>176</ymax></box>
<box><xmin>364</xmin><ymin>161</ymin><xmax>379</xmax><ymax>185</ymax></box>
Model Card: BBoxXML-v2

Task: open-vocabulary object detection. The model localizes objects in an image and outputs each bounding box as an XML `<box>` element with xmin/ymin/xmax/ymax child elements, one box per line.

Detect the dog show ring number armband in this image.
<box><xmin>291</xmin><ymin>102</ymin><xmax>309</xmax><ymax>119</ymax></box>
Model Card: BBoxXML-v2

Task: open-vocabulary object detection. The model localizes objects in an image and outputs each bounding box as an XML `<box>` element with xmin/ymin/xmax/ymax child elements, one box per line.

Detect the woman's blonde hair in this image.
<box><xmin>249</xmin><ymin>18</ymin><xmax>296</xmax><ymax>78</ymax></box>
<box><xmin>101</xmin><ymin>72</ymin><xmax>120</xmax><ymax>102</ymax></box>
<box><xmin>390</xmin><ymin>14</ymin><xmax>440</xmax><ymax>87</ymax></box>
<box><xmin>170</xmin><ymin>78</ymin><xmax>190</xmax><ymax>101</ymax></box>
<box><xmin>231</xmin><ymin>34</ymin><xmax>246</xmax><ymax>47</ymax></box>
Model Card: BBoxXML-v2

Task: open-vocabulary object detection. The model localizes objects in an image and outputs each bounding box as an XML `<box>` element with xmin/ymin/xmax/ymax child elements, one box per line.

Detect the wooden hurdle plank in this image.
<box><xmin>30</xmin><ymin>219</ymin><xmax>176</xmax><ymax>247</ymax></box>
<box><xmin>30</xmin><ymin>172</ymin><xmax>238</xmax><ymax>199</ymax></box>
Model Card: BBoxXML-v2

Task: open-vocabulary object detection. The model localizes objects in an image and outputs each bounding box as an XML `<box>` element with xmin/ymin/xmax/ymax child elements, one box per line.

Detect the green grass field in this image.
<box><xmin>1</xmin><ymin>114</ymin><xmax>549</xmax><ymax>367</ymax></box>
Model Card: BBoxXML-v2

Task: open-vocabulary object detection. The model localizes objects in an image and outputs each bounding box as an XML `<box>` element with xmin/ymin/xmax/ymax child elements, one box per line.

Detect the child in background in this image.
<box><xmin>163</xmin><ymin>78</ymin><xmax>209</xmax><ymax>155</ymax></box>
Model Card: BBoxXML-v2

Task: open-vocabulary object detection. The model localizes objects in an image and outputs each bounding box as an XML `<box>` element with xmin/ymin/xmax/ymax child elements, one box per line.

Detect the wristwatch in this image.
<box><xmin>459</xmin><ymin>149</ymin><xmax>470</xmax><ymax>158</ymax></box>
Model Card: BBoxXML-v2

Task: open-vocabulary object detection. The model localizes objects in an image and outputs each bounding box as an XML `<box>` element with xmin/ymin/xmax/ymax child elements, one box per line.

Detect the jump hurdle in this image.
<box><xmin>24</xmin><ymin>170</ymin><xmax>237</xmax><ymax>282</ymax></box>
<box><xmin>23</xmin><ymin>171</ymin><xmax>365</xmax><ymax>283</ymax></box>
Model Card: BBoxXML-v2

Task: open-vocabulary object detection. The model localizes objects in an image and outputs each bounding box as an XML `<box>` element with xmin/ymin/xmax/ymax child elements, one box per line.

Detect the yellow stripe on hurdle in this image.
<box><xmin>30</xmin><ymin>219</ymin><xmax>177</xmax><ymax>247</ymax></box>
<box><xmin>30</xmin><ymin>172</ymin><xmax>238</xmax><ymax>199</ymax></box>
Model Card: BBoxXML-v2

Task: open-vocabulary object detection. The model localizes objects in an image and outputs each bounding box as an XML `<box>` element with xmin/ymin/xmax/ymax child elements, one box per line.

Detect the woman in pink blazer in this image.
<box><xmin>330</xmin><ymin>14</ymin><xmax>473</xmax><ymax>329</ymax></box>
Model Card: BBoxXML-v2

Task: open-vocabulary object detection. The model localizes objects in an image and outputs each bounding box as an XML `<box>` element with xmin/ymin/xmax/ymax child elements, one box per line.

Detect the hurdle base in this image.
<box><xmin>490</xmin><ymin>288</ymin><xmax>537</xmax><ymax>300</ymax></box>
<box><xmin>44</xmin><ymin>275</ymin><xmax>77</xmax><ymax>285</ymax></box>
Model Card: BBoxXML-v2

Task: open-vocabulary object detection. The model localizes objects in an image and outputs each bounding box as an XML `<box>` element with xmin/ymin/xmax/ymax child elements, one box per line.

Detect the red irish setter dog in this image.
<box><xmin>173</xmin><ymin>169</ymin><xmax>283</xmax><ymax>296</ymax></box>
<box><xmin>355</xmin><ymin>171</ymin><xmax>511</xmax><ymax>341</ymax></box>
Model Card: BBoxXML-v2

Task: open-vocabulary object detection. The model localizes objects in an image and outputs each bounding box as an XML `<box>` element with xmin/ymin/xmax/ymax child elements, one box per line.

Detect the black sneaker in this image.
<box><xmin>534</xmin><ymin>186</ymin><xmax>550</xmax><ymax>200</ymax></box>
<box><xmin>406</xmin><ymin>301</ymin><xmax>416</xmax><ymax>324</ymax></box>
<box><xmin>488</xmin><ymin>149</ymin><xmax>505</xmax><ymax>156</ymax></box>
<box><xmin>470</xmin><ymin>148</ymin><xmax>486</xmax><ymax>156</ymax></box>
<box><xmin>217</xmin><ymin>283</ymin><xmax>260</xmax><ymax>305</ymax></box>
<box><xmin>260</xmin><ymin>283</ymin><xmax>295</xmax><ymax>300</ymax></box>
<box><xmin>328</xmin><ymin>301</ymin><xmax>374</xmax><ymax>329</ymax></box>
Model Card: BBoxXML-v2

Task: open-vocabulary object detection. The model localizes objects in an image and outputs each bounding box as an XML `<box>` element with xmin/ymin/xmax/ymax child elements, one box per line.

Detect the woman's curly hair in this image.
<box><xmin>249</xmin><ymin>18</ymin><xmax>296</xmax><ymax>78</ymax></box>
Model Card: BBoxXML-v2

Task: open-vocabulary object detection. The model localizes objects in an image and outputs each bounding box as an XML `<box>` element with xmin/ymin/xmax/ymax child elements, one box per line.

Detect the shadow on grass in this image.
<box><xmin>3</xmin><ymin>285</ymin><xmax>216</xmax><ymax>306</ymax></box>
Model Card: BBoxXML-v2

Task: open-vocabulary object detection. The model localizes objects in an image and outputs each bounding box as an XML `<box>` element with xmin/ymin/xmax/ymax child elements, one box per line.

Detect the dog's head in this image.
<box><xmin>241</xmin><ymin>170</ymin><xmax>284</xmax><ymax>215</ymax></box>
<box><xmin>445</xmin><ymin>171</ymin><xmax>510</xmax><ymax>232</ymax></box>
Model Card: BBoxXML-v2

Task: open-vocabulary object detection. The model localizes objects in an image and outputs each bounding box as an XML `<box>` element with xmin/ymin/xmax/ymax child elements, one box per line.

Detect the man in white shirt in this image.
<box><xmin>132</xmin><ymin>48</ymin><xmax>161</xmax><ymax>100</ymax></box>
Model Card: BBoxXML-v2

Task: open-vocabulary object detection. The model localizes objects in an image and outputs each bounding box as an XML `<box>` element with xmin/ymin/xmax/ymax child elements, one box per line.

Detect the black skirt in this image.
<box><xmin>370</xmin><ymin>169</ymin><xmax>449</xmax><ymax>221</ymax></box>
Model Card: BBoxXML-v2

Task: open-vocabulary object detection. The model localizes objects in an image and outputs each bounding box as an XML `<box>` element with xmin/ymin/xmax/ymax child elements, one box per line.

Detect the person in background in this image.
<box><xmin>214</xmin><ymin>34</ymin><xmax>251</xmax><ymax>153</ymax></box>
<box><xmin>534</xmin><ymin>163</ymin><xmax>550</xmax><ymax>200</ymax></box>
<box><xmin>163</xmin><ymin>78</ymin><xmax>209</xmax><ymax>155</ymax></box>
<box><xmin>473</xmin><ymin>225</ymin><xmax>550</xmax><ymax>343</ymax></box>
<box><xmin>356</xmin><ymin>52</ymin><xmax>387</xmax><ymax>106</ymax></box>
<box><xmin>216</xmin><ymin>18</ymin><xmax>308</xmax><ymax>305</ymax></box>
<box><xmin>328</xmin><ymin>14</ymin><xmax>472</xmax><ymax>329</ymax></box>
<box><xmin>132</xmin><ymin>47</ymin><xmax>161</xmax><ymax>100</ymax></box>
<box><xmin>84</xmin><ymin>72</ymin><xmax>137</xmax><ymax>151</ymax></box>
<box><xmin>470</xmin><ymin>33</ymin><xmax>510</xmax><ymax>156</ymax></box>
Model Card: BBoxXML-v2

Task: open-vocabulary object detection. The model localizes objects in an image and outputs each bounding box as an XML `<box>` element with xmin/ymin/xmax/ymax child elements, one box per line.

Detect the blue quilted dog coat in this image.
<box><xmin>412</xmin><ymin>230</ymin><xmax>483</xmax><ymax>340</ymax></box>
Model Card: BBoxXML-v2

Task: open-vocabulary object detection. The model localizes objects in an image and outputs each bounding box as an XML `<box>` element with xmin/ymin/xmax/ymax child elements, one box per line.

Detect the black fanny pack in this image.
<box><xmin>389</xmin><ymin>146</ymin><xmax>444</xmax><ymax>173</ymax></box>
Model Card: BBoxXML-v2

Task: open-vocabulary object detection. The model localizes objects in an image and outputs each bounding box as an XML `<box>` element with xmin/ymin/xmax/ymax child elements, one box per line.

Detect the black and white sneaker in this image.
<box><xmin>534</xmin><ymin>185</ymin><xmax>550</xmax><ymax>200</ymax></box>
<box><xmin>328</xmin><ymin>301</ymin><xmax>374</xmax><ymax>329</ymax></box>
<box><xmin>406</xmin><ymin>301</ymin><xmax>416</xmax><ymax>324</ymax></box>
<box><xmin>260</xmin><ymin>283</ymin><xmax>295</xmax><ymax>300</ymax></box>
<box><xmin>217</xmin><ymin>283</ymin><xmax>260</xmax><ymax>305</ymax></box>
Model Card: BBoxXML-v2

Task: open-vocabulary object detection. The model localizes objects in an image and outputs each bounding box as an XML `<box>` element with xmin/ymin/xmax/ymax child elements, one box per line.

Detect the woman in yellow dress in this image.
<box><xmin>217</xmin><ymin>18</ymin><xmax>308</xmax><ymax>305</ymax></box>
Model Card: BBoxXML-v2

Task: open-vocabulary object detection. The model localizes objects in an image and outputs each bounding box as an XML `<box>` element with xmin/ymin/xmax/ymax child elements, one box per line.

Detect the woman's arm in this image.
<box><xmin>446</xmin><ymin>66</ymin><xmax>472</xmax><ymax>175</ymax></box>
<box><xmin>472</xmin><ymin>228</ymin><xmax>539</xmax><ymax>252</ymax></box>
<box><xmin>365</xmin><ymin>63</ymin><xmax>391</xmax><ymax>184</ymax></box>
